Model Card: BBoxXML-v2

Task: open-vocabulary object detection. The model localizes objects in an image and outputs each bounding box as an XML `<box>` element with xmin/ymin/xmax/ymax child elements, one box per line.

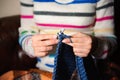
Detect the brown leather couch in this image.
<box><xmin>0</xmin><ymin>13</ymin><xmax>120</xmax><ymax>79</ymax></box>
<box><xmin>0</xmin><ymin>15</ymin><xmax>37</xmax><ymax>76</ymax></box>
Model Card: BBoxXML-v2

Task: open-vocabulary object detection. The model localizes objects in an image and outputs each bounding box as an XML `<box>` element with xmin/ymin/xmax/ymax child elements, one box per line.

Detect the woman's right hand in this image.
<box><xmin>31</xmin><ymin>34</ymin><xmax>58</xmax><ymax>57</ymax></box>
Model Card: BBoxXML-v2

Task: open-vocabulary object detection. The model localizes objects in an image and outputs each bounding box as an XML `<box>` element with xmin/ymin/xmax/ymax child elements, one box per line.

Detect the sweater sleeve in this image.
<box><xmin>19</xmin><ymin>0</ymin><xmax>39</xmax><ymax>57</ymax></box>
<box><xmin>91</xmin><ymin>0</ymin><xmax>117</xmax><ymax>59</ymax></box>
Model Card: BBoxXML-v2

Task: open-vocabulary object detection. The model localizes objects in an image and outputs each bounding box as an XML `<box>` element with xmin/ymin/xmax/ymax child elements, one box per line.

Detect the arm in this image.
<box><xmin>62</xmin><ymin>0</ymin><xmax>117</xmax><ymax>59</ymax></box>
<box><xmin>19</xmin><ymin>0</ymin><xmax>58</xmax><ymax>57</ymax></box>
<box><xmin>19</xmin><ymin>0</ymin><xmax>39</xmax><ymax>57</ymax></box>
<box><xmin>91</xmin><ymin>0</ymin><xmax>117</xmax><ymax>59</ymax></box>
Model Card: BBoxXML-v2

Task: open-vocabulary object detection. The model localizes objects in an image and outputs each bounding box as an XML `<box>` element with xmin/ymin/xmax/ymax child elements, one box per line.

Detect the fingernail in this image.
<box><xmin>62</xmin><ymin>39</ymin><xmax>65</xmax><ymax>43</ymax></box>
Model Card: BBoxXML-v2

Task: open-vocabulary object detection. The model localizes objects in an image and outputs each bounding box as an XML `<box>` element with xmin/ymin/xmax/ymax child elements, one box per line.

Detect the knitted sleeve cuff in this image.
<box><xmin>22</xmin><ymin>36</ymin><xmax>35</xmax><ymax>58</ymax></box>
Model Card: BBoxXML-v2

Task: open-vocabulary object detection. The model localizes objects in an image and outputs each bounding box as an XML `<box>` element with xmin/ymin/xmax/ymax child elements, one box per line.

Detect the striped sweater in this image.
<box><xmin>19</xmin><ymin>0</ymin><xmax>116</xmax><ymax>72</ymax></box>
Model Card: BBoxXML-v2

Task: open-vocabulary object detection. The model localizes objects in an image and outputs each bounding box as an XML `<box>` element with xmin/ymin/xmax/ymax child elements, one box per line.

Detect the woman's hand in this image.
<box><xmin>62</xmin><ymin>32</ymin><xmax>92</xmax><ymax>57</ymax></box>
<box><xmin>32</xmin><ymin>34</ymin><xmax>58</xmax><ymax>57</ymax></box>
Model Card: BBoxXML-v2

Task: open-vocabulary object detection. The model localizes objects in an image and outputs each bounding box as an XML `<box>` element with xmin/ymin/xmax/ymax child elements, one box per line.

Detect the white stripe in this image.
<box><xmin>34</xmin><ymin>15</ymin><xmax>95</xmax><ymax>25</ymax></box>
<box><xmin>38</xmin><ymin>27</ymin><xmax>94</xmax><ymax>35</ymax></box>
<box><xmin>95</xmin><ymin>19</ymin><xmax>114</xmax><ymax>31</ymax></box>
<box><xmin>34</xmin><ymin>2</ymin><xmax>96</xmax><ymax>13</ymax></box>
<box><xmin>96</xmin><ymin>7</ymin><xmax>114</xmax><ymax>18</ymax></box>
<box><xmin>21</xmin><ymin>18</ymin><xmax>36</xmax><ymax>27</ymax></box>
<box><xmin>21</xmin><ymin>6</ymin><xmax>33</xmax><ymax>15</ymax></box>
<box><xmin>97</xmin><ymin>0</ymin><xmax>113</xmax><ymax>8</ymax></box>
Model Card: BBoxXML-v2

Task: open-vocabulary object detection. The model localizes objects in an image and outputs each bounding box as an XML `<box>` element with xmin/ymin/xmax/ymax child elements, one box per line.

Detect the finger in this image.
<box><xmin>73</xmin><ymin>48</ymin><xmax>90</xmax><ymax>54</ymax></box>
<box><xmin>72</xmin><ymin>32</ymin><xmax>87</xmax><ymax>38</ymax></box>
<box><xmin>34</xmin><ymin>46</ymin><xmax>53</xmax><ymax>52</ymax></box>
<box><xmin>64</xmin><ymin>42</ymin><xmax>92</xmax><ymax>51</ymax></box>
<box><xmin>74</xmin><ymin>52</ymin><xmax>89</xmax><ymax>57</ymax></box>
<box><xmin>71</xmin><ymin>43</ymin><xmax>91</xmax><ymax>49</ymax></box>
<box><xmin>33</xmin><ymin>47</ymin><xmax>50</xmax><ymax>57</ymax></box>
<box><xmin>72</xmin><ymin>37</ymin><xmax>92</xmax><ymax>43</ymax></box>
<box><xmin>34</xmin><ymin>51</ymin><xmax>49</xmax><ymax>57</ymax></box>
<box><xmin>63</xmin><ymin>37</ymin><xmax>92</xmax><ymax>44</ymax></box>
<box><xmin>32</xmin><ymin>34</ymin><xmax>57</xmax><ymax>41</ymax></box>
<box><xmin>33</xmin><ymin>39</ymin><xmax>58</xmax><ymax>46</ymax></box>
<box><xmin>62</xmin><ymin>38</ymin><xmax>73</xmax><ymax>43</ymax></box>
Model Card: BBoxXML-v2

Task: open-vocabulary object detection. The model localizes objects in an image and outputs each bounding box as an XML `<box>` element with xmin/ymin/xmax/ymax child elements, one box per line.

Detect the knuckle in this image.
<box><xmin>41</xmin><ymin>47</ymin><xmax>47</xmax><ymax>51</ymax></box>
<box><xmin>41</xmin><ymin>52</ymin><xmax>48</xmax><ymax>57</ymax></box>
<box><xmin>74</xmin><ymin>52</ymin><xmax>78</xmax><ymax>56</ymax></box>
<box><xmin>84</xmin><ymin>53</ymin><xmax>88</xmax><ymax>57</ymax></box>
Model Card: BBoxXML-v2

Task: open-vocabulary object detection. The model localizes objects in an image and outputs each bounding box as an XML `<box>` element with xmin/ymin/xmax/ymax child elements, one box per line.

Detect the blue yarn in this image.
<box><xmin>76</xmin><ymin>56</ymin><xmax>88</xmax><ymax>80</ymax></box>
<box><xmin>52</xmin><ymin>31</ymin><xmax>88</xmax><ymax>80</ymax></box>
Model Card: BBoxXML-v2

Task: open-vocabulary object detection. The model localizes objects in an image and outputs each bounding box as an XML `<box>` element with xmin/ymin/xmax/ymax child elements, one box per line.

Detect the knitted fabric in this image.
<box><xmin>52</xmin><ymin>31</ymin><xmax>88</xmax><ymax>80</ymax></box>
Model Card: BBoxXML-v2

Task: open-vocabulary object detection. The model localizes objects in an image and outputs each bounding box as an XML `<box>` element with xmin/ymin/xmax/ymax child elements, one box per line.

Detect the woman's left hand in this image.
<box><xmin>62</xmin><ymin>32</ymin><xmax>92</xmax><ymax>57</ymax></box>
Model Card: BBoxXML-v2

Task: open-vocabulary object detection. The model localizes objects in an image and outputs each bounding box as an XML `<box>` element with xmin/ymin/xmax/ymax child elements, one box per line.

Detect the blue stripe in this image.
<box><xmin>45</xmin><ymin>63</ymin><xmax>54</xmax><ymax>68</ymax></box>
<box><xmin>19</xmin><ymin>35</ymin><xmax>32</xmax><ymax>46</ymax></box>
<box><xmin>34</xmin><ymin>0</ymin><xmax>99</xmax><ymax>3</ymax></box>
<box><xmin>34</xmin><ymin>0</ymin><xmax>54</xmax><ymax>2</ymax></box>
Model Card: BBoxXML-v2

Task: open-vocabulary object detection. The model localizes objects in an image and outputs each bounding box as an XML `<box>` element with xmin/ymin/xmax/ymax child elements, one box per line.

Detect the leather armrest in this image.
<box><xmin>0</xmin><ymin>15</ymin><xmax>37</xmax><ymax>76</ymax></box>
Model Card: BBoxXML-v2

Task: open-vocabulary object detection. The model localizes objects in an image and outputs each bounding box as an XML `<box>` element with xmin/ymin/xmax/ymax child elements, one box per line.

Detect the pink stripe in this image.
<box><xmin>21</xmin><ymin>15</ymin><xmax>33</xmax><ymax>19</ymax></box>
<box><xmin>100</xmin><ymin>50</ymin><xmax>108</xmax><ymax>58</ymax></box>
<box><xmin>96</xmin><ymin>16</ymin><xmax>113</xmax><ymax>21</ymax></box>
<box><xmin>103</xmin><ymin>50</ymin><xmax>108</xmax><ymax>54</ymax></box>
<box><xmin>26</xmin><ymin>37</ymin><xmax>31</xmax><ymax>45</ymax></box>
<box><xmin>36</xmin><ymin>23</ymin><xmax>91</xmax><ymax>28</ymax></box>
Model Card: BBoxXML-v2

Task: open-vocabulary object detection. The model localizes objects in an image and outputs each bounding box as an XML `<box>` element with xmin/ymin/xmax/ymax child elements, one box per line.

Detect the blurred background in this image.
<box><xmin>0</xmin><ymin>0</ymin><xmax>20</xmax><ymax>18</ymax></box>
